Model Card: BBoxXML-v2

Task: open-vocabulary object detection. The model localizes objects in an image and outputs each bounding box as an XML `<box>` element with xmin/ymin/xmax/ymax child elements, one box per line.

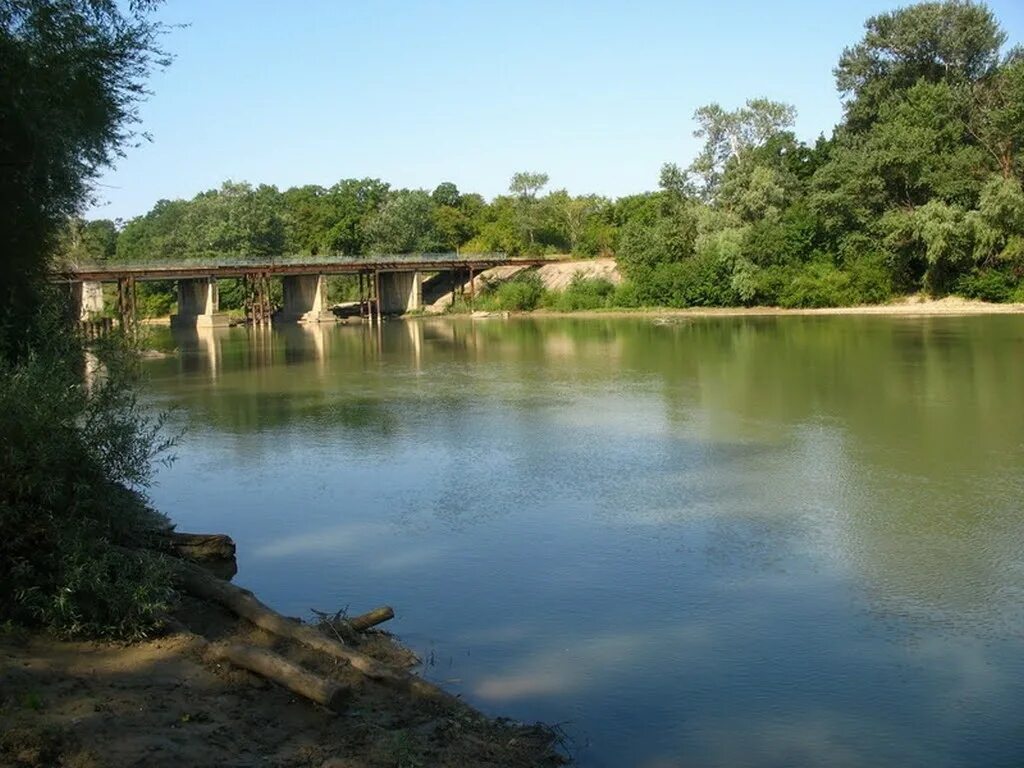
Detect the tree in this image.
<box><xmin>431</xmin><ymin>181</ymin><xmax>461</xmax><ymax>207</ymax></box>
<box><xmin>835</xmin><ymin>0</ymin><xmax>1005</xmax><ymax>129</ymax></box>
<box><xmin>56</xmin><ymin>218</ymin><xmax>119</xmax><ymax>266</ymax></box>
<box><xmin>0</xmin><ymin>0</ymin><xmax>168</xmax><ymax>356</ymax></box>
<box><xmin>2</xmin><ymin>0</ymin><xmax>178</xmax><ymax>639</ymax></box>
<box><xmin>546</xmin><ymin>190</ymin><xmax>609</xmax><ymax>255</ymax></box>
<box><xmin>968</xmin><ymin>57</ymin><xmax>1024</xmax><ymax>181</ymax></box>
<box><xmin>364</xmin><ymin>189</ymin><xmax>440</xmax><ymax>253</ymax></box>
<box><xmin>509</xmin><ymin>171</ymin><xmax>549</xmax><ymax>200</ymax></box>
<box><xmin>322</xmin><ymin>178</ymin><xmax>390</xmax><ymax>254</ymax></box>
<box><xmin>509</xmin><ymin>171</ymin><xmax>549</xmax><ymax>251</ymax></box>
<box><xmin>281</xmin><ymin>184</ymin><xmax>331</xmax><ymax>254</ymax></box>
<box><xmin>687</xmin><ymin>99</ymin><xmax>797</xmax><ymax>200</ymax></box>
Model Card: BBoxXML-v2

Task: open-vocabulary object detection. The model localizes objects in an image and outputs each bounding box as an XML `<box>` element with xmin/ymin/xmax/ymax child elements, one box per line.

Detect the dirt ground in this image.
<box><xmin>0</xmin><ymin>598</ymin><xmax>566</xmax><ymax>768</ymax></box>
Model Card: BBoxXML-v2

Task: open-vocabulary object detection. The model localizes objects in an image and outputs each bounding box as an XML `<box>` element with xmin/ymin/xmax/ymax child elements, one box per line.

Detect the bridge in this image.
<box><xmin>58</xmin><ymin>253</ymin><xmax>556</xmax><ymax>328</ymax></box>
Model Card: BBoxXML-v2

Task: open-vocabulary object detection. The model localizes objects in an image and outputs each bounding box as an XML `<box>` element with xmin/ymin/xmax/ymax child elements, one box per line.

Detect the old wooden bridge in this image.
<box><xmin>58</xmin><ymin>253</ymin><xmax>555</xmax><ymax>328</ymax></box>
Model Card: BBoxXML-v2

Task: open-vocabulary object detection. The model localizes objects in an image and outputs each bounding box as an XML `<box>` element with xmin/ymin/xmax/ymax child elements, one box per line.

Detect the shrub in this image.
<box><xmin>483</xmin><ymin>272</ymin><xmax>547</xmax><ymax>311</ymax></box>
<box><xmin>847</xmin><ymin>252</ymin><xmax>894</xmax><ymax>304</ymax></box>
<box><xmin>544</xmin><ymin>276</ymin><xmax>617</xmax><ymax>311</ymax></box>
<box><xmin>612</xmin><ymin>281</ymin><xmax>642</xmax><ymax>308</ymax></box>
<box><xmin>955</xmin><ymin>268</ymin><xmax>1016</xmax><ymax>302</ymax></box>
<box><xmin>778</xmin><ymin>262</ymin><xmax>853</xmax><ymax>308</ymax></box>
<box><xmin>637</xmin><ymin>255</ymin><xmax>735</xmax><ymax>307</ymax></box>
<box><xmin>0</xmin><ymin>305</ymin><xmax>176</xmax><ymax>639</ymax></box>
<box><xmin>137</xmin><ymin>281</ymin><xmax>176</xmax><ymax>318</ymax></box>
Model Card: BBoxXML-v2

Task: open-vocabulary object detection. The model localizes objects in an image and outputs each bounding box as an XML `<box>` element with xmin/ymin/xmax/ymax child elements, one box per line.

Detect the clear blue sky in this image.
<box><xmin>90</xmin><ymin>0</ymin><xmax>1024</xmax><ymax>221</ymax></box>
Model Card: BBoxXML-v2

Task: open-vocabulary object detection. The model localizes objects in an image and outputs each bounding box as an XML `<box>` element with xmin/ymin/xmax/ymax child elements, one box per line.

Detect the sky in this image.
<box><xmin>89</xmin><ymin>0</ymin><xmax>1024</xmax><ymax>221</ymax></box>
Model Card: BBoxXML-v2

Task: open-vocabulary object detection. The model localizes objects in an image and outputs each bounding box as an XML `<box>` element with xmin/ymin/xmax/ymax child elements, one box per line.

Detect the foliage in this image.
<box><xmin>474</xmin><ymin>272</ymin><xmax>547</xmax><ymax>312</ymax></box>
<box><xmin>543</xmin><ymin>276</ymin><xmax>617</xmax><ymax>311</ymax></box>
<box><xmin>955</xmin><ymin>267</ymin><xmax>1017</xmax><ymax>302</ymax></box>
<box><xmin>0</xmin><ymin>0</ymin><xmax>168</xmax><ymax>358</ymax></box>
<box><xmin>0</xmin><ymin>306</ymin><xmax>175</xmax><ymax>638</ymax></box>
<box><xmin>365</xmin><ymin>190</ymin><xmax>442</xmax><ymax>253</ymax></box>
<box><xmin>1</xmin><ymin>2</ymin><xmax>176</xmax><ymax>639</ymax></box>
<box><xmin>686</xmin><ymin>98</ymin><xmax>797</xmax><ymax>200</ymax></box>
<box><xmin>835</xmin><ymin>0</ymin><xmax>1005</xmax><ymax>129</ymax></box>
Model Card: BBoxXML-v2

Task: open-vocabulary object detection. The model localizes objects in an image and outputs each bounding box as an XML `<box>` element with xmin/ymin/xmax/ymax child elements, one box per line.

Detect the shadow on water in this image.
<box><xmin>141</xmin><ymin>315</ymin><xmax>1024</xmax><ymax>768</ymax></box>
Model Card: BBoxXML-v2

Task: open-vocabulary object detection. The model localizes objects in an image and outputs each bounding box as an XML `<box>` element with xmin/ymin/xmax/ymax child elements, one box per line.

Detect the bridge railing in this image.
<box><xmin>61</xmin><ymin>252</ymin><xmax>519</xmax><ymax>274</ymax></box>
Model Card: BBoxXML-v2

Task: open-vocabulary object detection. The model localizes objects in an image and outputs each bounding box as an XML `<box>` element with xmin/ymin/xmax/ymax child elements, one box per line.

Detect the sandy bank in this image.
<box><xmin>517</xmin><ymin>295</ymin><xmax>1024</xmax><ymax>319</ymax></box>
<box><xmin>0</xmin><ymin>598</ymin><xmax>565</xmax><ymax>768</ymax></box>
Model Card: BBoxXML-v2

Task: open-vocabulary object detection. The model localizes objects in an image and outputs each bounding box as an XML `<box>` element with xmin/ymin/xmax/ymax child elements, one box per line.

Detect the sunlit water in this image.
<box><xmin>141</xmin><ymin>315</ymin><xmax>1024</xmax><ymax>768</ymax></box>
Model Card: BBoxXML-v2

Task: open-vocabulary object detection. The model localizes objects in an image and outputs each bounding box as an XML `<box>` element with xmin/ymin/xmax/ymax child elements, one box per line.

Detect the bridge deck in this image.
<box><xmin>58</xmin><ymin>254</ymin><xmax>558</xmax><ymax>282</ymax></box>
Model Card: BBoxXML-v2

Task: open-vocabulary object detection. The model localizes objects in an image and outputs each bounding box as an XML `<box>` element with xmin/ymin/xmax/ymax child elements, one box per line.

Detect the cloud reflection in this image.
<box><xmin>473</xmin><ymin>624</ymin><xmax>712</xmax><ymax>702</ymax></box>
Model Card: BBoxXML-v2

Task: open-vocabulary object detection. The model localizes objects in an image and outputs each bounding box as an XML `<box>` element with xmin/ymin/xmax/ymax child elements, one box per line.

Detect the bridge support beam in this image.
<box><xmin>70</xmin><ymin>280</ymin><xmax>105</xmax><ymax>321</ymax></box>
<box><xmin>379</xmin><ymin>271</ymin><xmax>423</xmax><ymax>315</ymax></box>
<box><xmin>171</xmin><ymin>277</ymin><xmax>230</xmax><ymax>328</ymax></box>
<box><xmin>117</xmin><ymin>276</ymin><xmax>138</xmax><ymax>332</ymax></box>
<box><xmin>279</xmin><ymin>274</ymin><xmax>335</xmax><ymax>323</ymax></box>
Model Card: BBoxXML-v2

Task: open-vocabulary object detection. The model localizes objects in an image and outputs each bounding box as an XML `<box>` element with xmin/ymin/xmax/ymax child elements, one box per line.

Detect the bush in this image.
<box><xmin>847</xmin><ymin>252</ymin><xmax>894</xmax><ymax>304</ymax></box>
<box><xmin>633</xmin><ymin>255</ymin><xmax>736</xmax><ymax>307</ymax></box>
<box><xmin>778</xmin><ymin>262</ymin><xmax>853</xmax><ymax>308</ymax></box>
<box><xmin>137</xmin><ymin>281</ymin><xmax>176</xmax><ymax>318</ymax></box>
<box><xmin>955</xmin><ymin>268</ymin><xmax>1016</xmax><ymax>303</ymax></box>
<box><xmin>479</xmin><ymin>272</ymin><xmax>547</xmax><ymax>311</ymax></box>
<box><xmin>543</xmin><ymin>276</ymin><xmax>617</xmax><ymax>311</ymax></box>
<box><xmin>0</xmin><ymin>305</ymin><xmax>176</xmax><ymax>639</ymax></box>
<box><xmin>612</xmin><ymin>281</ymin><xmax>642</xmax><ymax>308</ymax></box>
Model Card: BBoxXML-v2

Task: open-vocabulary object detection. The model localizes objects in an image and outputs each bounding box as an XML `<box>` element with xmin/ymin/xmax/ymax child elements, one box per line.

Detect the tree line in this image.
<box><xmin>65</xmin><ymin>0</ymin><xmax>1024</xmax><ymax>310</ymax></box>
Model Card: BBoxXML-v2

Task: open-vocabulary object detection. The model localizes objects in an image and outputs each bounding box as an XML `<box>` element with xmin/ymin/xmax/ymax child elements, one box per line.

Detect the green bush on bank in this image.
<box><xmin>955</xmin><ymin>268</ymin><xmax>1021</xmax><ymax>303</ymax></box>
<box><xmin>455</xmin><ymin>261</ymin><xmax>900</xmax><ymax>314</ymax></box>
<box><xmin>0</xmin><ymin>306</ymin><xmax>176</xmax><ymax>639</ymax></box>
<box><xmin>542</xmin><ymin>275</ymin><xmax>618</xmax><ymax>311</ymax></box>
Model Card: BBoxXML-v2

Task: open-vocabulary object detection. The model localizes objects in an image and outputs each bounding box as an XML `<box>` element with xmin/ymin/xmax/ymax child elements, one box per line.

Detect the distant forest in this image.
<box><xmin>64</xmin><ymin>1</ymin><xmax>1024</xmax><ymax>311</ymax></box>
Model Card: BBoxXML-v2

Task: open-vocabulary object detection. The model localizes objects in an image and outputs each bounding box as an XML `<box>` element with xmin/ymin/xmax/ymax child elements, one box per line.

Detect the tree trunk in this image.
<box><xmin>208</xmin><ymin>642</ymin><xmax>350</xmax><ymax>711</ymax></box>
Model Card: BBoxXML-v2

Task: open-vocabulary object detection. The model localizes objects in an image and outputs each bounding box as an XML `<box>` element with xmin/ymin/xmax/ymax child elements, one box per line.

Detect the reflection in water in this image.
<box><xmin>142</xmin><ymin>316</ymin><xmax>1024</xmax><ymax>768</ymax></box>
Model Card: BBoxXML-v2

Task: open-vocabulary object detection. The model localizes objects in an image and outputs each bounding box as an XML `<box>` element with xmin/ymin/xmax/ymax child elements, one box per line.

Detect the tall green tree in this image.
<box><xmin>835</xmin><ymin>0</ymin><xmax>1005</xmax><ymax>130</ymax></box>
<box><xmin>685</xmin><ymin>99</ymin><xmax>797</xmax><ymax>200</ymax></box>
<box><xmin>364</xmin><ymin>189</ymin><xmax>441</xmax><ymax>253</ymax></box>
<box><xmin>509</xmin><ymin>171</ymin><xmax>549</xmax><ymax>250</ymax></box>
<box><xmin>0</xmin><ymin>0</ymin><xmax>167</xmax><ymax>355</ymax></box>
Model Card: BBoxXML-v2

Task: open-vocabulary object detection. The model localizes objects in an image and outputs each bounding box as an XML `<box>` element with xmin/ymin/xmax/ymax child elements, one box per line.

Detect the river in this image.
<box><xmin>141</xmin><ymin>315</ymin><xmax>1024</xmax><ymax>768</ymax></box>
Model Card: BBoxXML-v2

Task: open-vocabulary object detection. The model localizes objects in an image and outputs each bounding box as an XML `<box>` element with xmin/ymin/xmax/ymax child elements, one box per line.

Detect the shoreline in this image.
<box><xmin>139</xmin><ymin>296</ymin><xmax>1024</xmax><ymax>331</ymax></box>
<box><xmin>0</xmin><ymin>546</ymin><xmax>567</xmax><ymax>768</ymax></box>
<box><xmin>437</xmin><ymin>295</ymin><xmax>1024</xmax><ymax>320</ymax></box>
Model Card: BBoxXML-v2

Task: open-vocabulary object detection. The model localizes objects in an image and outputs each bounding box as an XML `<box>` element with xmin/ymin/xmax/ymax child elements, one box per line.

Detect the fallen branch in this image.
<box><xmin>166</xmin><ymin>556</ymin><xmax>460</xmax><ymax>706</ymax></box>
<box><xmin>208</xmin><ymin>642</ymin><xmax>350</xmax><ymax>711</ymax></box>
<box><xmin>348</xmin><ymin>606</ymin><xmax>395</xmax><ymax>632</ymax></box>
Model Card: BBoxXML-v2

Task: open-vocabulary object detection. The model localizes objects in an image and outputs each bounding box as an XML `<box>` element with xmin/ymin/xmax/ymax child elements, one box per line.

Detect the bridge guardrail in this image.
<box><xmin>61</xmin><ymin>252</ymin><xmax>516</xmax><ymax>274</ymax></box>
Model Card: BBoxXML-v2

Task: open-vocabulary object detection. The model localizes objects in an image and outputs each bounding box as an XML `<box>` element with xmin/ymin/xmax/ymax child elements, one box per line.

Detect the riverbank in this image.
<box><xmin>1</xmin><ymin>588</ymin><xmax>565</xmax><ymax>768</ymax></box>
<box><xmin>522</xmin><ymin>295</ymin><xmax>1024</xmax><ymax>318</ymax></box>
<box><xmin>441</xmin><ymin>295</ymin><xmax>1024</xmax><ymax>322</ymax></box>
<box><xmin>137</xmin><ymin>294</ymin><xmax>1024</xmax><ymax>331</ymax></box>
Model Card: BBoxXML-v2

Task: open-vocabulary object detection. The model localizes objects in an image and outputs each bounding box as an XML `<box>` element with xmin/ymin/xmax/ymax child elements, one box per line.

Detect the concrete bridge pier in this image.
<box><xmin>279</xmin><ymin>274</ymin><xmax>335</xmax><ymax>323</ymax></box>
<box><xmin>379</xmin><ymin>271</ymin><xmax>423</xmax><ymax>315</ymax></box>
<box><xmin>171</xmin><ymin>277</ymin><xmax>230</xmax><ymax>328</ymax></box>
<box><xmin>70</xmin><ymin>280</ymin><xmax>105</xmax><ymax>320</ymax></box>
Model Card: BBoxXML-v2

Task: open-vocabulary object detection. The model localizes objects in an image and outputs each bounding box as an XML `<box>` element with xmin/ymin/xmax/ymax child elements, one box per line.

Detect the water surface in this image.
<box><xmin>142</xmin><ymin>315</ymin><xmax>1024</xmax><ymax>767</ymax></box>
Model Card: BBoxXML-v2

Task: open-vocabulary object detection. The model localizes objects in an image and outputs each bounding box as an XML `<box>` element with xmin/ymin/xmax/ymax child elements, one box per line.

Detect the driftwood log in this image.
<box><xmin>167</xmin><ymin>556</ymin><xmax>461</xmax><ymax>706</ymax></box>
<box><xmin>159</xmin><ymin>616</ymin><xmax>349</xmax><ymax>712</ymax></box>
<box><xmin>208</xmin><ymin>643</ymin><xmax>350</xmax><ymax>711</ymax></box>
<box><xmin>164</xmin><ymin>531</ymin><xmax>237</xmax><ymax>561</ymax></box>
<box><xmin>348</xmin><ymin>606</ymin><xmax>395</xmax><ymax>632</ymax></box>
